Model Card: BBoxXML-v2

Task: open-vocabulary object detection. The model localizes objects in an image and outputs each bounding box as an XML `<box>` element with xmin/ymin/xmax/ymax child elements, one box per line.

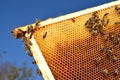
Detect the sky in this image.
<box><xmin>0</xmin><ymin>0</ymin><xmax>115</xmax><ymax>80</ymax></box>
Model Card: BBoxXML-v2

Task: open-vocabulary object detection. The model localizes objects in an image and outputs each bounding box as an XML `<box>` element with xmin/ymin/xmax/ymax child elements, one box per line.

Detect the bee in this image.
<box><xmin>98</xmin><ymin>24</ymin><xmax>105</xmax><ymax>35</ymax></box>
<box><xmin>117</xmin><ymin>36</ymin><xmax>120</xmax><ymax>42</ymax></box>
<box><xmin>91</xmin><ymin>29</ymin><xmax>98</xmax><ymax>36</ymax></box>
<box><xmin>23</xmin><ymin>37</ymin><xmax>32</xmax><ymax>46</ymax></box>
<box><xmin>89</xmin><ymin>17</ymin><xmax>95</xmax><ymax>24</ymax></box>
<box><xmin>101</xmin><ymin>13</ymin><xmax>109</xmax><ymax>27</ymax></box>
<box><xmin>85</xmin><ymin>20</ymin><xmax>89</xmax><ymax>26</ymax></box>
<box><xmin>27</xmin><ymin>25</ymin><xmax>34</xmax><ymax>39</ymax></box>
<box><xmin>109</xmin><ymin>32</ymin><xmax>115</xmax><ymax>40</ymax></box>
<box><xmin>100</xmin><ymin>46</ymin><xmax>106</xmax><ymax>53</ymax></box>
<box><xmin>114</xmin><ymin>68</ymin><xmax>120</xmax><ymax>76</ymax></box>
<box><xmin>109</xmin><ymin>45</ymin><xmax>114</xmax><ymax>51</ymax></box>
<box><xmin>104</xmin><ymin>35</ymin><xmax>109</xmax><ymax>42</ymax></box>
<box><xmin>27</xmin><ymin>25</ymin><xmax>33</xmax><ymax>34</ymax></box>
<box><xmin>23</xmin><ymin>37</ymin><xmax>32</xmax><ymax>52</ymax></box>
<box><xmin>95</xmin><ymin>57</ymin><xmax>101</xmax><ymax>65</ymax></box>
<box><xmin>28</xmin><ymin>52</ymin><xmax>33</xmax><ymax>57</ymax></box>
<box><xmin>115</xmin><ymin>6</ymin><xmax>120</xmax><ymax>11</ymax></box>
<box><xmin>32</xmin><ymin>60</ymin><xmax>36</xmax><ymax>64</ymax></box>
<box><xmin>71</xmin><ymin>18</ymin><xmax>75</xmax><ymax>23</ymax></box>
<box><xmin>104</xmin><ymin>13</ymin><xmax>109</xmax><ymax>16</ymax></box>
<box><xmin>11</xmin><ymin>29</ymin><xmax>26</xmax><ymax>38</ymax></box>
<box><xmin>115</xmin><ymin>6</ymin><xmax>120</xmax><ymax>14</ymax></box>
<box><xmin>100</xmin><ymin>29</ymin><xmax>105</xmax><ymax>35</ymax></box>
<box><xmin>113</xmin><ymin>36</ymin><xmax>119</xmax><ymax>46</ymax></box>
<box><xmin>36</xmin><ymin>69</ymin><xmax>42</xmax><ymax>75</ymax></box>
<box><xmin>106</xmin><ymin>46</ymin><xmax>114</xmax><ymax>57</ymax></box>
<box><xmin>43</xmin><ymin>31</ymin><xmax>47</xmax><ymax>39</ymax></box>
<box><xmin>92</xmin><ymin>23</ymin><xmax>99</xmax><ymax>29</ymax></box>
<box><xmin>115</xmin><ymin>22</ymin><xmax>120</xmax><ymax>24</ymax></box>
<box><xmin>92</xmin><ymin>11</ymin><xmax>98</xmax><ymax>17</ymax></box>
<box><xmin>113</xmin><ymin>55</ymin><xmax>117</xmax><ymax>62</ymax></box>
<box><xmin>35</xmin><ymin>19</ymin><xmax>41</xmax><ymax>26</ymax></box>
<box><xmin>103</xmin><ymin>69</ymin><xmax>108</xmax><ymax>77</ymax></box>
<box><xmin>24</xmin><ymin>46</ymin><xmax>30</xmax><ymax>52</ymax></box>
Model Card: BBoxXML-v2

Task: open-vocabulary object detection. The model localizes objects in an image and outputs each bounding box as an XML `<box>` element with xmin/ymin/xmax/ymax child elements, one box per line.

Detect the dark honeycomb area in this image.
<box><xmin>33</xmin><ymin>5</ymin><xmax>120</xmax><ymax>80</ymax></box>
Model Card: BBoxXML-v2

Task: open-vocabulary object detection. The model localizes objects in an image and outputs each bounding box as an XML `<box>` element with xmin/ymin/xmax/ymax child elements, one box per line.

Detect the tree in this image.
<box><xmin>0</xmin><ymin>55</ymin><xmax>35</xmax><ymax>80</ymax></box>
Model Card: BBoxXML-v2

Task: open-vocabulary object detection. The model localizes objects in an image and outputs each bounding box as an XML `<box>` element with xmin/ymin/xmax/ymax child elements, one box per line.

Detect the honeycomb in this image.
<box><xmin>33</xmin><ymin>4</ymin><xmax>120</xmax><ymax>80</ymax></box>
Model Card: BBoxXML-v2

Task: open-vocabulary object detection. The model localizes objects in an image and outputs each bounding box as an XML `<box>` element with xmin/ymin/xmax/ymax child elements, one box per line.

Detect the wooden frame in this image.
<box><xmin>12</xmin><ymin>1</ymin><xmax>120</xmax><ymax>80</ymax></box>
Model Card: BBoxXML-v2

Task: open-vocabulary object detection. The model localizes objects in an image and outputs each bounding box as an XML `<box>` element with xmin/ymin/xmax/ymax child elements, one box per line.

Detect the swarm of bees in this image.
<box><xmin>85</xmin><ymin>6</ymin><xmax>120</xmax><ymax>78</ymax></box>
<box><xmin>11</xmin><ymin>19</ymin><xmax>45</xmax><ymax>76</ymax></box>
<box><xmin>85</xmin><ymin>11</ymin><xmax>109</xmax><ymax>36</ymax></box>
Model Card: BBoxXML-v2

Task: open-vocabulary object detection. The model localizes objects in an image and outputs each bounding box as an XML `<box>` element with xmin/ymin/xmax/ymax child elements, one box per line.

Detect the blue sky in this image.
<box><xmin>0</xmin><ymin>0</ymin><xmax>114</xmax><ymax>80</ymax></box>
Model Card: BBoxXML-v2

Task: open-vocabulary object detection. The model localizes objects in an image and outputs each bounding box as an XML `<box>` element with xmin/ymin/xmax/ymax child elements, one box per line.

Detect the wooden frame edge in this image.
<box><xmin>30</xmin><ymin>37</ymin><xmax>55</xmax><ymax>80</ymax></box>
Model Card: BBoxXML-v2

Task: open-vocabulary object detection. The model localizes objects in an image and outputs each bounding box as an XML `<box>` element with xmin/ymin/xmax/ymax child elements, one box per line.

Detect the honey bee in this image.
<box><xmin>23</xmin><ymin>37</ymin><xmax>32</xmax><ymax>52</ymax></box>
<box><xmin>115</xmin><ymin>6</ymin><xmax>120</xmax><ymax>14</ymax></box>
<box><xmin>113</xmin><ymin>55</ymin><xmax>117</xmax><ymax>62</ymax></box>
<box><xmin>100</xmin><ymin>29</ymin><xmax>105</xmax><ymax>35</ymax></box>
<box><xmin>104</xmin><ymin>13</ymin><xmax>109</xmax><ymax>16</ymax></box>
<box><xmin>32</xmin><ymin>60</ymin><xmax>36</xmax><ymax>64</ymax></box>
<box><xmin>27</xmin><ymin>25</ymin><xmax>34</xmax><ymax>39</ymax></box>
<box><xmin>24</xmin><ymin>46</ymin><xmax>30</xmax><ymax>52</ymax></box>
<box><xmin>104</xmin><ymin>35</ymin><xmax>109</xmax><ymax>42</ymax></box>
<box><xmin>95</xmin><ymin>57</ymin><xmax>101</xmax><ymax>65</ymax></box>
<box><xmin>11</xmin><ymin>29</ymin><xmax>26</xmax><ymax>38</ymax></box>
<box><xmin>92</xmin><ymin>12</ymin><xmax>100</xmax><ymax>23</ymax></box>
<box><xmin>106</xmin><ymin>46</ymin><xmax>114</xmax><ymax>57</ymax></box>
<box><xmin>101</xmin><ymin>13</ymin><xmax>109</xmax><ymax>27</ymax></box>
<box><xmin>113</xmin><ymin>36</ymin><xmax>119</xmax><ymax>46</ymax></box>
<box><xmin>89</xmin><ymin>17</ymin><xmax>96</xmax><ymax>24</ymax></box>
<box><xmin>28</xmin><ymin>52</ymin><xmax>33</xmax><ymax>57</ymax></box>
<box><xmin>115</xmin><ymin>22</ymin><xmax>120</xmax><ymax>24</ymax></box>
<box><xmin>109</xmin><ymin>45</ymin><xmax>114</xmax><ymax>51</ymax></box>
<box><xmin>71</xmin><ymin>18</ymin><xmax>75</xmax><ymax>23</ymax></box>
<box><xmin>91</xmin><ymin>29</ymin><xmax>98</xmax><ymax>36</ymax></box>
<box><xmin>92</xmin><ymin>23</ymin><xmax>99</xmax><ymax>29</ymax></box>
<box><xmin>98</xmin><ymin>24</ymin><xmax>105</xmax><ymax>35</ymax></box>
<box><xmin>100</xmin><ymin>46</ymin><xmax>106</xmax><ymax>53</ymax></box>
<box><xmin>36</xmin><ymin>69</ymin><xmax>42</xmax><ymax>75</ymax></box>
<box><xmin>92</xmin><ymin>11</ymin><xmax>98</xmax><ymax>17</ymax></box>
<box><xmin>103</xmin><ymin>69</ymin><xmax>108</xmax><ymax>77</ymax></box>
<box><xmin>23</xmin><ymin>37</ymin><xmax>32</xmax><ymax>46</ymax></box>
<box><xmin>115</xmin><ymin>6</ymin><xmax>120</xmax><ymax>11</ymax></box>
<box><xmin>35</xmin><ymin>19</ymin><xmax>41</xmax><ymax>26</ymax></box>
<box><xmin>117</xmin><ymin>36</ymin><xmax>120</xmax><ymax>42</ymax></box>
<box><xmin>85</xmin><ymin>20</ymin><xmax>89</xmax><ymax>26</ymax></box>
<box><xmin>27</xmin><ymin>25</ymin><xmax>33</xmax><ymax>34</ymax></box>
<box><xmin>109</xmin><ymin>32</ymin><xmax>115</xmax><ymax>40</ymax></box>
<box><xmin>43</xmin><ymin>31</ymin><xmax>47</xmax><ymax>39</ymax></box>
<box><xmin>114</xmin><ymin>68</ymin><xmax>120</xmax><ymax>76</ymax></box>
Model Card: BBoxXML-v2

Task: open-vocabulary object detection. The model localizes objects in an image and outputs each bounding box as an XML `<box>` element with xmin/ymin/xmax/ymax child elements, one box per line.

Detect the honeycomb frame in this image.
<box><xmin>12</xmin><ymin>1</ymin><xmax>120</xmax><ymax>80</ymax></box>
